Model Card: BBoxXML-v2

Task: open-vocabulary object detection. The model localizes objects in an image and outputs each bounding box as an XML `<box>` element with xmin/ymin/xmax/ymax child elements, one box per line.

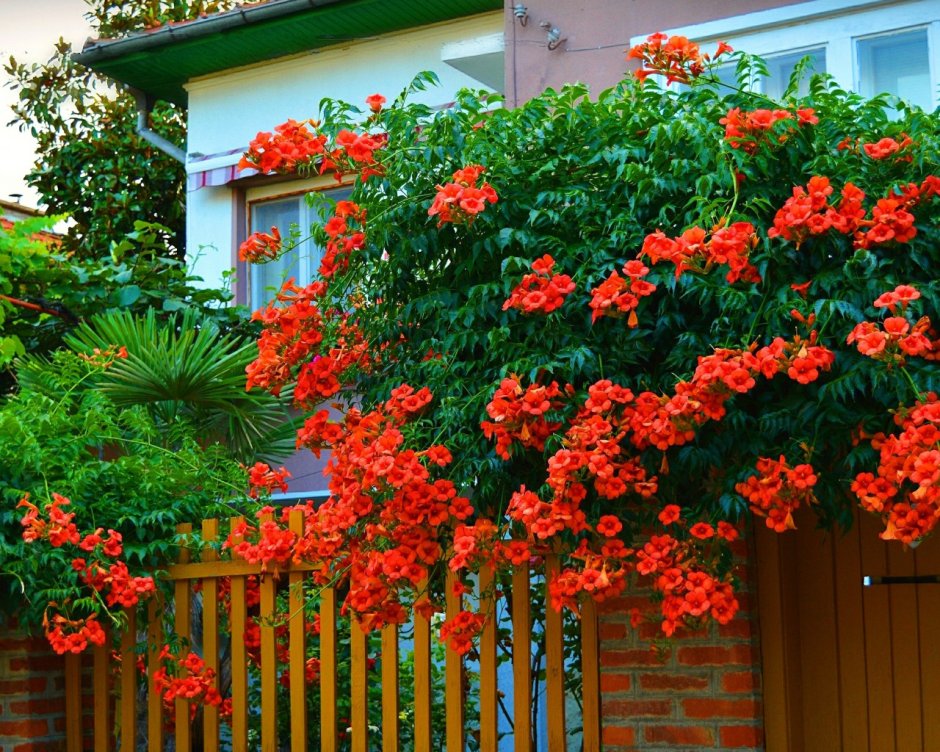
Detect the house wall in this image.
<box><xmin>503</xmin><ymin>0</ymin><xmax>808</xmax><ymax>106</ymax></box>
<box><xmin>183</xmin><ymin>11</ymin><xmax>503</xmax><ymax>290</ymax></box>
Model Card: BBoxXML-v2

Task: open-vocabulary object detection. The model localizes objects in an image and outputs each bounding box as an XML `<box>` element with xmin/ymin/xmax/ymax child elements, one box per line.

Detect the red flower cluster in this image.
<box><xmin>548</xmin><ymin>538</ymin><xmax>632</xmax><ymax>613</ymax></box>
<box><xmin>720</xmin><ymin>107</ymin><xmax>817</xmax><ymax>154</ymax></box>
<box><xmin>863</xmin><ymin>134</ymin><xmax>913</xmax><ymax>160</ymax></box>
<box><xmin>238</xmin><ymin>119</ymin><xmax>328</xmax><ymax>174</ymax></box>
<box><xmin>481</xmin><ymin>377</ymin><xmax>566</xmax><ymax>460</ymax></box>
<box><xmin>438</xmin><ymin>610</ymin><xmax>486</xmax><ymax>656</ymax></box>
<box><xmin>588</xmin><ymin>260</ymin><xmax>656</xmax><ymax>325</ymax></box>
<box><xmin>848</xmin><ymin>286</ymin><xmax>937</xmax><ymax>364</ymax></box>
<box><xmin>640</xmin><ymin>222</ymin><xmax>760</xmax><ymax>283</ymax></box>
<box><xmin>246</xmin><ymin>280</ymin><xmax>371</xmax><ymax>405</ymax></box>
<box><xmin>768</xmin><ymin>175</ymin><xmax>938</xmax><ymax>249</ymax></box>
<box><xmin>852</xmin><ymin>395</ymin><xmax>940</xmax><ymax>544</ymax></box>
<box><xmin>503</xmin><ymin>254</ymin><xmax>576</xmax><ymax>315</ymax></box>
<box><xmin>247</xmin><ymin>463</ymin><xmax>290</xmax><ymax>498</ymax></box>
<box><xmin>627</xmin><ymin>32</ymin><xmax>731</xmax><ymax>85</ymax></box>
<box><xmin>736</xmin><ymin>456</ymin><xmax>818</xmax><ymax>532</ymax></box>
<box><xmin>632</xmin><ymin>518</ymin><xmax>739</xmax><ymax>637</ymax></box>
<box><xmin>320</xmin><ymin>200</ymin><xmax>366</xmax><ymax>279</ymax></box>
<box><xmin>153</xmin><ymin>646</ymin><xmax>223</xmax><ymax>721</ymax></box>
<box><xmin>238</xmin><ymin>227</ymin><xmax>282</xmax><ymax>264</ymax></box>
<box><xmin>428</xmin><ymin>165</ymin><xmax>498</xmax><ymax>226</ymax></box>
<box><xmin>19</xmin><ymin>494</ymin><xmax>156</xmax><ymax>653</ymax></box>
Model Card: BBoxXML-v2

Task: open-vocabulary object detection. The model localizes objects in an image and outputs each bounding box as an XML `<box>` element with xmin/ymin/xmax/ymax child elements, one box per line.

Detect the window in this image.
<box><xmin>763</xmin><ymin>48</ymin><xmax>827</xmax><ymax>99</ymax></box>
<box><xmin>634</xmin><ymin>0</ymin><xmax>939</xmax><ymax>111</ymax></box>
<box><xmin>857</xmin><ymin>28</ymin><xmax>932</xmax><ymax>110</ymax></box>
<box><xmin>247</xmin><ymin>185</ymin><xmax>351</xmax><ymax>307</ymax></box>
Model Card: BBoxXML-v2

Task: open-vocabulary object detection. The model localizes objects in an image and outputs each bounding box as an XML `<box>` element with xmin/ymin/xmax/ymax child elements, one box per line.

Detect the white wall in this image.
<box><xmin>184</xmin><ymin>12</ymin><xmax>503</xmax><ymax>289</ymax></box>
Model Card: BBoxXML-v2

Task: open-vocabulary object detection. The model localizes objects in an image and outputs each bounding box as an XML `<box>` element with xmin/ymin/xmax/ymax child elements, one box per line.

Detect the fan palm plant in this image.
<box><xmin>32</xmin><ymin>307</ymin><xmax>298</xmax><ymax>463</ymax></box>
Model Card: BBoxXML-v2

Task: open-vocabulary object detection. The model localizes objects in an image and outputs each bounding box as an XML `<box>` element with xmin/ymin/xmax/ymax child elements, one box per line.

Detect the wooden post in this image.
<box><xmin>288</xmin><ymin>509</ymin><xmax>308</xmax><ymax>752</ymax></box>
<box><xmin>544</xmin><ymin>554</ymin><xmax>567</xmax><ymax>752</ymax></box>
<box><xmin>175</xmin><ymin>523</ymin><xmax>193</xmax><ymax>752</ymax></box>
<box><xmin>512</xmin><ymin>568</ymin><xmax>532</xmax><ymax>752</ymax></box>
<box><xmin>229</xmin><ymin>517</ymin><xmax>248</xmax><ymax>751</ymax></box>
<box><xmin>479</xmin><ymin>566</ymin><xmax>498</xmax><ymax>751</ymax></box>
<box><xmin>381</xmin><ymin>624</ymin><xmax>400</xmax><ymax>752</ymax></box>
<box><xmin>201</xmin><ymin>518</ymin><xmax>220</xmax><ymax>752</ymax></box>
<box><xmin>444</xmin><ymin>569</ymin><xmax>464</xmax><ymax>752</ymax></box>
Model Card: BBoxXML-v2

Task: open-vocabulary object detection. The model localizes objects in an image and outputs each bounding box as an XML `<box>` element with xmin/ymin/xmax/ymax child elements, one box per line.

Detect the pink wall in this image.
<box><xmin>504</xmin><ymin>0</ymin><xmax>809</xmax><ymax>106</ymax></box>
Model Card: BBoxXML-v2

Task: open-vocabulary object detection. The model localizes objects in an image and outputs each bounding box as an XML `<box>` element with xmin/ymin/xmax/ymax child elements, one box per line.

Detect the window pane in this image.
<box><xmin>858</xmin><ymin>29</ymin><xmax>931</xmax><ymax>110</ymax></box>
<box><xmin>249</xmin><ymin>197</ymin><xmax>302</xmax><ymax>305</ymax></box>
<box><xmin>763</xmin><ymin>48</ymin><xmax>826</xmax><ymax>100</ymax></box>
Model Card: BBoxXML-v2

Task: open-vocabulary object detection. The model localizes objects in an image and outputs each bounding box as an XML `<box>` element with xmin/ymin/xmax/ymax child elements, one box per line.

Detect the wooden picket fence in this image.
<box><xmin>63</xmin><ymin>512</ymin><xmax>601</xmax><ymax>751</ymax></box>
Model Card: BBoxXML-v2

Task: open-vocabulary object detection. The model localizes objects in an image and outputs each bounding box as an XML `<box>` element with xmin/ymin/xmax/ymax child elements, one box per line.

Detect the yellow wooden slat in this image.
<box><xmin>228</xmin><ymin>517</ymin><xmax>249</xmax><ymax>752</ymax></box>
<box><xmin>832</xmin><ymin>515</ymin><xmax>870</xmax><ymax>752</ymax></box>
<box><xmin>886</xmin><ymin>535</ymin><xmax>922</xmax><ymax>752</ymax></box>
<box><xmin>320</xmin><ymin>587</ymin><xmax>338</xmax><ymax>752</ymax></box>
<box><xmin>479</xmin><ymin>566</ymin><xmax>498</xmax><ymax>752</ymax></box>
<box><xmin>288</xmin><ymin>510</ymin><xmax>307</xmax><ymax>752</ymax></box>
<box><xmin>120</xmin><ymin>607</ymin><xmax>138</xmax><ymax>751</ymax></box>
<box><xmin>413</xmin><ymin>581</ymin><xmax>432</xmax><ymax>752</ymax></box>
<box><xmin>350</xmin><ymin>619</ymin><xmax>369</xmax><ymax>752</ymax></box>
<box><xmin>913</xmin><ymin>534</ymin><xmax>940</xmax><ymax>752</ymax></box>
<box><xmin>175</xmin><ymin>523</ymin><xmax>193</xmax><ymax>752</ymax></box>
<box><xmin>544</xmin><ymin>554</ymin><xmax>567</xmax><ymax>752</ymax></box>
<box><xmin>859</xmin><ymin>512</ymin><xmax>896</xmax><ymax>752</ymax></box>
<box><xmin>795</xmin><ymin>521</ymin><xmax>841</xmax><ymax>752</ymax></box>
<box><xmin>166</xmin><ymin>558</ymin><xmax>321</xmax><ymax>580</ymax></box>
<box><xmin>381</xmin><ymin>624</ymin><xmax>399</xmax><ymax>752</ymax></box>
<box><xmin>444</xmin><ymin>569</ymin><xmax>463</xmax><ymax>752</ymax></box>
<box><xmin>580</xmin><ymin>598</ymin><xmax>600</xmax><ymax>752</ymax></box>
<box><xmin>93</xmin><ymin>625</ymin><xmax>110</xmax><ymax>752</ymax></box>
<box><xmin>65</xmin><ymin>652</ymin><xmax>81</xmax><ymax>752</ymax></box>
<box><xmin>754</xmin><ymin>525</ymin><xmax>789</xmax><ymax>752</ymax></box>
<box><xmin>512</xmin><ymin>568</ymin><xmax>532</xmax><ymax>752</ymax></box>
<box><xmin>201</xmin><ymin>518</ymin><xmax>220</xmax><ymax>752</ymax></box>
<box><xmin>259</xmin><ymin>514</ymin><xmax>278</xmax><ymax>752</ymax></box>
<box><xmin>147</xmin><ymin>597</ymin><xmax>164</xmax><ymax>752</ymax></box>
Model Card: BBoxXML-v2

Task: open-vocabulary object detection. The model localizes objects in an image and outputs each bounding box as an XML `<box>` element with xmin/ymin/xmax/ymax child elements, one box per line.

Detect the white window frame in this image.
<box><xmin>245</xmin><ymin>176</ymin><xmax>352</xmax><ymax>308</ymax></box>
<box><xmin>630</xmin><ymin>0</ymin><xmax>940</xmax><ymax>110</ymax></box>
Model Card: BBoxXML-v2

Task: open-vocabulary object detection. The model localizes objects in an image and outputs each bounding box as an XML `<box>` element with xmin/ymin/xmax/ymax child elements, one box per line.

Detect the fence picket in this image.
<box><xmin>512</xmin><ymin>568</ymin><xmax>532</xmax><ymax>752</ymax></box>
<box><xmin>445</xmin><ymin>569</ymin><xmax>463</xmax><ymax>752</ymax></box>
<box><xmin>147</xmin><ymin>597</ymin><xmax>164</xmax><ymax>752</ymax></box>
<box><xmin>288</xmin><ymin>510</ymin><xmax>307</xmax><ymax>752</ymax></box>
<box><xmin>201</xmin><ymin>518</ymin><xmax>220</xmax><ymax>752</ymax></box>
<box><xmin>120</xmin><ymin>607</ymin><xmax>137</xmax><ymax>751</ymax></box>
<box><xmin>544</xmin><ymin>554</ymin><xmax>567</xmax><ymax>752</ymax></box>
<box><xmin>259</xmin><ymin>513</ymin><xmax>278</xmax><ymax>752</ymax></box>
<box><xmin>175</xmin><ymin>523</ymin><xmax>193</xmax><ymax>752</ymax></box>
<box><xmin>413</xmin><ymin>581</ymin><xmax>432</xmax><ymax>752</ymax></box>
<box><xmin>65</xmin><ymin>653</ymin><xmax>81</xmax><ymax>752</ymax></box>
<box><xmin>381</xmin><ymin>624</ymin><xmax>399</xmax><ymax>752</ymax></box>
<box><xmin>320</xmin><ymin>586</ymin><xmax>338</xmax><ymax>752</ymax></box>
<box><xmin>228</xmin><ymin>516</ymin><xmax>249</xmax><ymax>751</ymax></box>
<box><xmin>93</xmin><ymin>626</ymin><xmax>110</xmax><ymax>751</ymax></box>
<box><xmin>351</xmin><ymin>619</ymin><xmax>369</xmax><ymax>752</ymax></box>
<box><xmin>580</xmin><ymin>598</ymin><xmax>601</xmax><ymax>752</ymax></box>
<box><xmin>479</xmin><ymin>566</ymin><xmax>498</xmax><ymax>751</ymax></box>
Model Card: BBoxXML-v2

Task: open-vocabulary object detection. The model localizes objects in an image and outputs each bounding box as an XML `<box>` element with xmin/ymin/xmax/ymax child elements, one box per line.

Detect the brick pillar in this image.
<box><xmin>0</xmin><ymin>630</ymin><xmax>67</xmax><ymax>752</ymax></box>
<box><xmin>598</xmin><ymin>537</ymin><xmax>764</xmax><ymax>750</ymax></box>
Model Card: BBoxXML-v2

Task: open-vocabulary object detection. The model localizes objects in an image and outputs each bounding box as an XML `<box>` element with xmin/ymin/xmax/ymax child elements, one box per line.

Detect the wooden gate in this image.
<box><xmin>756</xmin><ymin>509</ymin><xmax>940</xmax><ymax>752</ymax></box>
<box><xmin>64</xmin><ymin>513</ymin><xmax>601</xmax><ymax>751</ymax></box>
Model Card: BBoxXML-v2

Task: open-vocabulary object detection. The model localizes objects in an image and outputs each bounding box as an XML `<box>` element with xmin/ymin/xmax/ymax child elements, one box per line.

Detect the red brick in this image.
<box><xmin>0</xmin><ymin>677</ymin><xmax>47</xmax><ymax>694</ymax></box>
<box><xmin>8</xmin><ymin>655</ymin><xmax>64</xmax><ymax>672</ymax></box>
<box><xmin>8</xmin><ymin>698</ymin><xmax>65</xmax><ymax>715</ymax></box>
<box><xmin>601</xmin><ymin>648</ymin><xmax>664</xmax><ymax>667</ymax></box>
<box><xmin>603</xmin><ymin>699</ymin><xmax>672</xmax><ymax>717</ymax></box>
<box><xmin>718</xmin><ymin>618</ymin><xmax>754</xmax><ymax>639</ymax></box>
<box><xmin>14</xmin><ymin>743</ymin><xmax>68</xmax><ymax>752</ymax></box>
<box><xmin>0</xmin><ymin>719</ymin><xmax>49</xmax><ymax>737</ymax></box>
<box><xmin>683</xmin><ymin>698</ymin><xmax>760</xmax><ymax>719</ymax></box>
<box><xmin>720</xmin><ymin>725</ymin><xmax>764</xmax><ymax>747</ymax></box>
<box><xmin>602</xmin><ymin>725</ymin><xmax>636</xmax><ymax>746</ymax></box>
<box><xmin>597</xmin><ymin>595</ymin><xmax>650</xmax><ymax>615</ymax></box>
<box><xmin>599</xmin><ymin>621</ymin><xmax>627</xmax><ymax>640</ymax></box>
<box><xmin>676</xmin><ymin>644</ymin><xmax>754</xmax><ymax>666</ymax></box>
<box><xmin>600</xmin><ymin>672</ymin><xmax>631</xmax><ymax>692</ymax></box>
<box><xmin>722</xmin><ymin>671</ymin><xmax>759</xmax><ymax>693</ymax></box>
<box><xmin>639</xmin><ymin>673</ymin><xmax>709</xmax><ymax>692</ymax></box>
<box><xmin>644</xmin><ymin>725</ymin><xmax>715</xmax><ymax>745</ymax></box>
